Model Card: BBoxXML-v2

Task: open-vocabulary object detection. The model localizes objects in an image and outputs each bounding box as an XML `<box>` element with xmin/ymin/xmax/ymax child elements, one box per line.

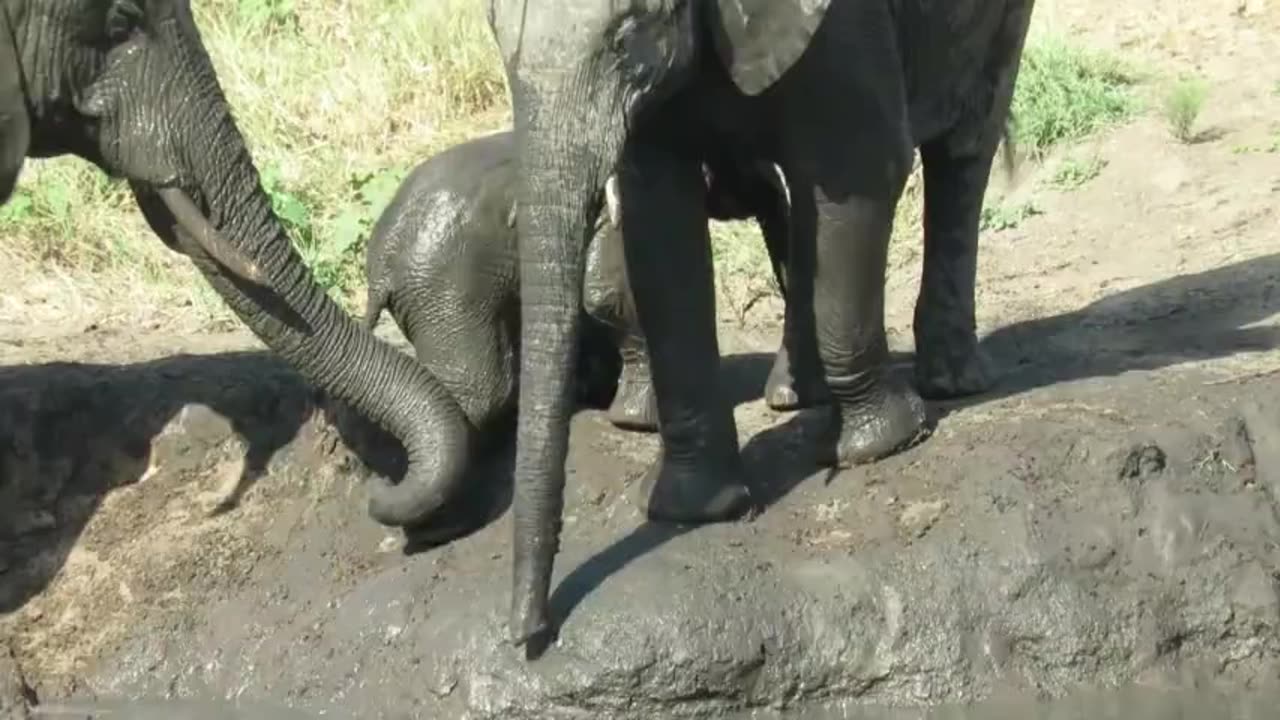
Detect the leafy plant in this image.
<box><xmin>0</xmin><ymin>187</ymin><xmax>35</xmax><ymax>224</ymax></box>
<box><xmin>980</xmin><ymin>201</ymin><xmax>1042</xmax><ymax>232</ymax></box>
<box><xmin>1051</xmin><ymin>154</ymin><xmax>1108</xmax><ymax>189</ymax></box>
<box><xmin>1162</xmin><ymin>76</ymin><xmax>1209</xmax><ymax>143</ymax></box>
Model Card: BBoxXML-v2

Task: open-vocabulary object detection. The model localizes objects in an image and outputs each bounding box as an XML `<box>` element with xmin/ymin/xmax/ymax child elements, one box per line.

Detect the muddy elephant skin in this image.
<box><xmin>485</xmin><ymin>0</ymin><xmax>1036</xmax><ymax>648</ymax></box>
<box><xmin>361</xmin><ymin>130</ymin><xmax>793</xmax><ymax>542</ymax></box>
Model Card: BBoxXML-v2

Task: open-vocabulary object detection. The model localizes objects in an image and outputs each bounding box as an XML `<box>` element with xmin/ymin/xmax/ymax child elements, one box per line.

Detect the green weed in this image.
<box><xmin>1162</xmin><ymin>76</ymin><xmax>1209</xmax><ymax>143</ymax></box>
<box><xmin>1010</xmin><ymin>38</ymin><xmax>1138</xmax><ymax>160</ymax></box>
<box><xmin>980</xmin><ymin>201</ymin><xmax>1043</xmax><ymax>232</ymax></box>
<box><xmin>1050</xmin><ymin>154</ymin><xmax>1108</xmax><ymax>189</ymax></box>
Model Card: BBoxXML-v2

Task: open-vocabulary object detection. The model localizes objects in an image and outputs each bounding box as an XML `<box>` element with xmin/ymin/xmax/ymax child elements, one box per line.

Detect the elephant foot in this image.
<box><xmin>825</xmin><ymin>374</ymin><xmax>931</xmax><ymax>467</ymax></box>
<box><xmin>915</xmin><ymin>337</ymin><xmax>995</xmax><ymax>400</ymax></box>
<box><xmin>764</xmin><ymin>344</ymin><xmax>827</xmax><ymax>412</ymax></box>
<box><xmin>607</xmin><ymin>363</ymin><xmax>660</xmax><ymax>433</ymax></box>
<box><xmin>638</xmin><ymin>452</ymin><xmax>755</xmax><ymax>524</ymax></box>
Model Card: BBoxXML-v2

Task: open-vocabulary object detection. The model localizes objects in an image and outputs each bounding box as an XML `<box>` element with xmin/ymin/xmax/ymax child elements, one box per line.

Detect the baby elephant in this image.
<box><xmin>363</xmin><ymin>130</ymin><xmax>798</xmax><ymax>448</ymax></box>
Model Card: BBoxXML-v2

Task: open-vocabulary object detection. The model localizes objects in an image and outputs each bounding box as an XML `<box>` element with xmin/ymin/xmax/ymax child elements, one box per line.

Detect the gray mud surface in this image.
<box><xmin>3</xmin><ymin>312</ymin><xmax>1280</xmax><ymax>719</ymax></box>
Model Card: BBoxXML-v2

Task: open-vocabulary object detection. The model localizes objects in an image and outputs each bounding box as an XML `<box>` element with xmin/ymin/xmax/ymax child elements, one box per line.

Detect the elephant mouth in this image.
<box><xmin>154</xmin><ymin>186</ymin><xmax>266</xmax><ymax>287</ymax></box>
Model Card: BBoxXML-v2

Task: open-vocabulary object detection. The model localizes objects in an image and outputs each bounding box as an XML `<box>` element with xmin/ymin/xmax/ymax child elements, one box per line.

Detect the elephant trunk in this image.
<box><xmin>508</xmin><ymin>104</ymin><xmax>622</xmax><ymax>646</ymax></box>
<box><xmin>174</xmin><ymin>97</ymin><xmax>469</xmax><ymax>528</ymax></box>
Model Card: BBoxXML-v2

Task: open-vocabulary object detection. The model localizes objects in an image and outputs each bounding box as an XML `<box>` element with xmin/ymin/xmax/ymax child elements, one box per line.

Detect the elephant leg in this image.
<box><xmin>618</xmin><ymin>138</ymin><xmax>753</xmax><ymax>523</ymax></box>
<box><xmin>913</xmin><ymin>139</ymin><xmax>997</xmax><ymax>399</ymax></box>
<box><xmin>582</xmin><ymin>224</ymin><xmax>660</xmax><ymax>432</ymax></box>
<box><xmin>609</xmin><ymin>328</ymin><xmax>660</xmax><ymax>432</ymax></box>
<box><xmin>763</xmin><ymin>200</ymin><xmax>827</xmax><ymax>413</ymax></box>
<box><xmin>778</xmin><ymin>0</ymin><xmax>928</xmax><ymax>466</ymax></box>
<box><xmin>810</xmin><ymin>186</ymin><xmax>928</xmax><ymax>465</ymax></box>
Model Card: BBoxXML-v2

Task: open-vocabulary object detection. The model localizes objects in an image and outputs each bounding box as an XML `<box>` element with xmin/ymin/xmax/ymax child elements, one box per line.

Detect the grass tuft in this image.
<box><xmin>1050</xmin><ymin>154</ymin><xmax>1108</xmax><ymax>189</ymax></box>
<box><xmin>1009</xmin><ymin>38</ymin><xmax>1138</xmax><ymax>161</ymax></box>
<box><xmin>1161</xmin><ymin>76</ymin><xmax>1210</xmax><ymax>144</ymax></box>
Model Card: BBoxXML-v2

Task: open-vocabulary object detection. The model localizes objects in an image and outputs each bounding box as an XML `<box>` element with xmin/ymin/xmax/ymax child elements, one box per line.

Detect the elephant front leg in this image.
<box><xmin>913</xmin><ymin>140</ymin><xmax>997</xmax><ymax>399</ymax></box>
<box><xmin>800</xmin><ymin>165</ymin><xmax>929</xmax><ymax>465</ymax></box>
<box><xmin>618</xmin><ymin>139</ymin><xmax>753</xmax><ymax>523</ymax></box>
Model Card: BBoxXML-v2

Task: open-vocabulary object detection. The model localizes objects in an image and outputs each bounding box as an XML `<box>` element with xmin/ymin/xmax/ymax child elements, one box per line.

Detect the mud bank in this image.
<box><xmin>2</xmin><ymin>333</ymin><xmax>1278</xmax><ymax>719</ymax></box>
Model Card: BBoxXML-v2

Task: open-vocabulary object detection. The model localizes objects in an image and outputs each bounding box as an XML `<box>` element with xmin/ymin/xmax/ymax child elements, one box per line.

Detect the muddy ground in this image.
<box><xmin>4</xmin><ymin>1</ymin><xmax>1280</xmax><ymax>718</ymax></box>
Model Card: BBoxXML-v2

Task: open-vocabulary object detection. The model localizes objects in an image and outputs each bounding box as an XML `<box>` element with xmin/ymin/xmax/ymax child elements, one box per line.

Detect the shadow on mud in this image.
<box><xmin>0</xmin><ymin>351</ymin><xmax>376</xmax><ymax>616</ymax></box>
<box><xmin>550</xmin><ymin>252</ymin><xmax>1280</xmax><ymax>638</ymax></box>
<box><xmin>0</xmin><ymin>353</ymin><xmax>306</xmax><ymax>612</ymax></box>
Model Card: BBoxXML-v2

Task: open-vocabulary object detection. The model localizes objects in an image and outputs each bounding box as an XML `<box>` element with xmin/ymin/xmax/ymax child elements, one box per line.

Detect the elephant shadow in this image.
<box><xmin>540</xmin><ymin>251</ymin><xmax>1280</xmax><ymax>649</ymax></box>
<box><xmin>0</xmin><ymin>351</ymin><xmax>347</xmax><ymax>615</ymax></box>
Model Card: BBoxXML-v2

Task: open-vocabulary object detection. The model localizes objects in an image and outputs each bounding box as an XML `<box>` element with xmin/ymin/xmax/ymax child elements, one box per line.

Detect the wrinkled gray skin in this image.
<box><xmin>363</xmin><ymin>130</ymin><xmax>795</xmax><ymax>448</ymax></box>
<box><xmin>0</xmin><ymin>0</ymin><xmax>472</xmax><ymax>531</ymax></box>
<box><xmin>484</xmin><ymin>0</ymin><xmax>1036</xmax><ymax>649</ymax></box>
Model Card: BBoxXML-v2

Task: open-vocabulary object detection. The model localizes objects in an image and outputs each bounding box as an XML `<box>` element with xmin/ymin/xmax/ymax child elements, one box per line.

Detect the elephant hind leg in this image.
<box><xmin>912</xmin><ymin>138</ymin><xmax>997</xmax><ymax>400</ymax></box>
<box><xmin>582</xmin><ymin>224</ymin><xmax>660</xmax><ymax>433</ymax></box>
<box><xmin>607</xmin><ymin>330</ymin><xmax>660</xmax><ymax>432</ymax></box>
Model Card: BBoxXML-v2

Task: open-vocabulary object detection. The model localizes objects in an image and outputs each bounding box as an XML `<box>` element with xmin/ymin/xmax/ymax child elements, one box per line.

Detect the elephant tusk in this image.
<box><xmin>156</xmin><ymin>187</ymin><xmax>266</xmax><ymax>286</ymax></box>
<box><xmin>603</xmin><ymin>174</ymin><xmax>621</xmax><ymax>229</ymax></box>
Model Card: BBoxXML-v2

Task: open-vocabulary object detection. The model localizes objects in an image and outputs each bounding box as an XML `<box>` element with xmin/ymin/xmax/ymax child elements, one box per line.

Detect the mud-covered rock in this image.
<box><xmin>35</xmin><ymin>369</ymin><xmax>1271</xmax><ymax>718</ymax></box>
<box><xmin>4</xmin><ymin>342</ymin><xmax>1280</xmax><ymax>719</ymax></box>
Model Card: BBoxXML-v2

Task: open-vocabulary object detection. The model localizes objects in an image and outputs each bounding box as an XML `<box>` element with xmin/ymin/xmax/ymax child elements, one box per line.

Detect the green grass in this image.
<box><xmin>1</xmin><ymin>10</ymin><xmax>1142</xmax><ymax>326</ymax></box>
<box><xmin>1009</xmin><ymin>38</ymin><xmax>1139</xmax><ymax>161</ymax></box>
<box><xmin>1161</xmin><ymin>75</ymin><xmax>1210</xmax><ymax>143</ymax></box>
<box><xmin>979</xmin><ymin>201</ymin><xmax>1043</xmax><ymax>232</ymax></box>
<box><xmin>2</xmin><ymin>0</ymin><xmax>507</xmax><ymax>317</ymax></box>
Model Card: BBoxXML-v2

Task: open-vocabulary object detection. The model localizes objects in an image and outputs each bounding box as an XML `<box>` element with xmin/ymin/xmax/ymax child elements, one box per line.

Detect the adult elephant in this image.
<box><xmin>1</xmin><ymin>0</ymin><xmax>469</xmax><ymax>528</ymax></box>
<box><xmin>484</xmin><ymin>0</ymin><xmax>1036</xmax><ymax>648</ymax></box>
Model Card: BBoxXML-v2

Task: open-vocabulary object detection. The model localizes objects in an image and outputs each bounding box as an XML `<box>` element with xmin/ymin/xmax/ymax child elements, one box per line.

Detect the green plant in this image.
<box><xmin>1050</xmin><ymin>154</ymin><xmax>1108</xmax><ymax>189</ymax></box>
<box><xmin>980</xmin><ymin>201</ymin><xmax>1042</xmax><ymax>232</ymax></box>
<box><xmin>1162</xmin><ymin>76</ymin><xmax>1209</xmax><ymax>143</ymax></box>
<box><xmin>1010</xmin><ymin>39</ymin><xmax>1138</xmax><ymax>160</ymax></box>
<box><xmin>235</xmin><ymin>0</ymin><xmax>298</xmax><ymax>33</ymax></box>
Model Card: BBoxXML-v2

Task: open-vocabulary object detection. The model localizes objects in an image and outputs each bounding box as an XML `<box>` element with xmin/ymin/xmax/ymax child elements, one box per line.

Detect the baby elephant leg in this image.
<box><xmin>583</xmin><ymin>194</ymin><xmax>660</xmax><ymax>433</ymax></box>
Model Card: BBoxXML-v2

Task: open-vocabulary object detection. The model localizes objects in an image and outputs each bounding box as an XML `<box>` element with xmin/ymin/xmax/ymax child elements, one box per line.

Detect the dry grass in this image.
<box><xmin>1</xmin><ymin>2</ymin><xmax>1147</xmax><ymax>332</ymax></box>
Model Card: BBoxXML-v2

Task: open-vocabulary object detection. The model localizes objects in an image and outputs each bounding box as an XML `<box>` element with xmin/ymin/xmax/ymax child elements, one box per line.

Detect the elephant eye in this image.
<box><xmin>106</xmin><ymin>0</ymin><xmax>146</xmax><ymax>42</ymax></box>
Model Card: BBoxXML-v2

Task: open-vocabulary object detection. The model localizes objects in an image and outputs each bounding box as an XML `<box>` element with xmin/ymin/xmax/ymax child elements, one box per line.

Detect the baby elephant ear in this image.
<box><xmin>0</xmin><ymin>15</ymin><xmax>31</xmax><ymax>203</ymax></box>
<box><xmin>708</xmin><ymin>0</ymin><xmax>832</xmax><ymax>96</ymax></box>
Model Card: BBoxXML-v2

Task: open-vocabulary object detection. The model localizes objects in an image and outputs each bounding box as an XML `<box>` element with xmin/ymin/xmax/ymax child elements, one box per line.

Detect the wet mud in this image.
<box><xmin>2</xmin><ymin>321</ymin><xmax>1278</xmax><ymax>719</ymax></box>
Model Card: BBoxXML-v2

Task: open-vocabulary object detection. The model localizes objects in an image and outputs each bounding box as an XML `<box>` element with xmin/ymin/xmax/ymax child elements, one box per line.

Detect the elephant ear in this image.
<box><xmin>708</xmin><ymin>0</ymin><xmax>832</xmax><ymax>97</ymax></box>
<box><xmin>0</xmin><ymin>11</ymin><xmax>30</xmax><ymax>204</ymax></box>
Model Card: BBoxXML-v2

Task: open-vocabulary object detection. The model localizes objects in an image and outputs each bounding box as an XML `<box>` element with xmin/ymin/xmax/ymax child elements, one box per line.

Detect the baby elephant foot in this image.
<box><xmin>607</xmin><ymin>365</ymin><xmax>660</xmax><ymax>433</ymax></box>
<box><xmin>638</xmin><ymin>452</ymin><xmax>755</xmax><ymax>524</ymax></box>
<box><xmin>764</xmin><ymin>345</ymin><xmax>827</xmax><ymax>412</ymax></box>
<box><xmin>826</xmin><ymin>374</ymin><xmax>931</xmax><ymax>467</ymax></box>
<box><xmin>915</xmin><ymin>339</ymin><xmax>995</xmax><ymax>400</ymax></box>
